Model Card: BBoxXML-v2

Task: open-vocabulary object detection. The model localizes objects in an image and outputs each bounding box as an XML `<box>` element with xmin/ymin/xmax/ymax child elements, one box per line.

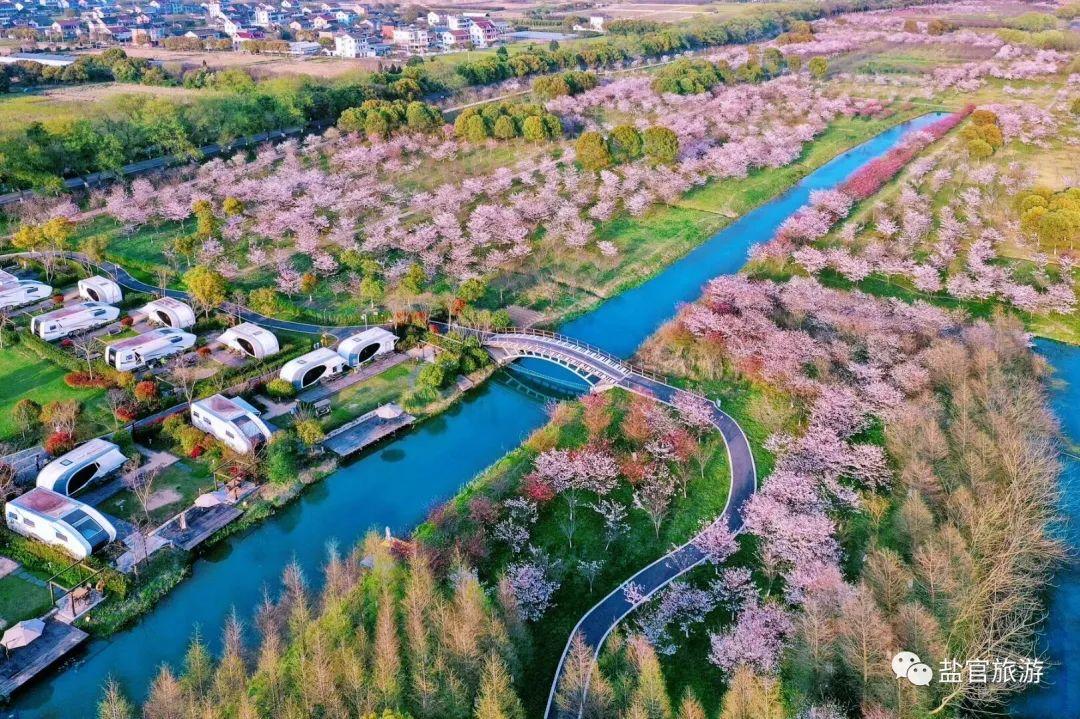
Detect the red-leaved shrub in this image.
<box><xmin>44</xmin><ymin>431</ymin><xmax>76</xmax><ymax>456</ymax></box>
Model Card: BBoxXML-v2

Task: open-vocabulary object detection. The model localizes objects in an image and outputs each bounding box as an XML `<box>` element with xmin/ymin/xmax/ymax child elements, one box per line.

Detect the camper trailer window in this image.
<box><xmin>22</xmin><ymin>517</ymin><xmax>34</xmax><ymax>527</ymax></box>
<box><xmin>6</xmin><ymin>512</ymin><xmax>16</xmax><ymax>523</ymax></box>
<box><xmin>55</xmin><ymin>531</ymin><xmax>66</xmax><ymax>542</ymax></box>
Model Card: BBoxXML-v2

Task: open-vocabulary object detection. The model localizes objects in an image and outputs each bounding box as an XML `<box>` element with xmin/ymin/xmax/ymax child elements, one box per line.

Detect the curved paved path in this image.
<box><xmin>543</xmin><ymin>371</ymin><xmax>756</xmax><ymax>719</ymax></box>
<box><xmin>445</xmin><ymin>327</ymin><xmax>758</xmax><ymax>719</ymax></box>
<box><xmin>5</xmin><ymin>255</ymin><xmax>757</xmax><ymax>717</ymax></box>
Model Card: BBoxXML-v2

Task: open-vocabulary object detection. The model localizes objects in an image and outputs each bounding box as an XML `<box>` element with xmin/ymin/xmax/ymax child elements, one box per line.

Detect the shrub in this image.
<box><xmin>133</xmin><ymin>380</ymin><xmax>158</xmax><ymax>403</ymax></box>
<box><xmin>44</xmin><ymin>431</ymin><xmax>76</xmax><ymax>456</ymax></box>
<box><xmin>294</xmin><ymin>418</ymin><xmax>325</xmax><ymax>447</ymax></box>
<box><xmin>64</xmin><ymin>372</ymin><xmax>112</xmax><ymax>389</ymax></box>
<box><xmin>266</xmin><ymin>378</ymin><xmax>296</xmax><ymax>399</ymax></box>
<box><xmin>115</xmin><ymin>404</ymin><xmax>139</xmax><ymax>422</ymax></box>
<box><xmin>162</xmin><ymin>413</ymin><xmax>187</xmax><ymax>439</ymax></box>
<box><xmin>967</xmin><ymin>138</ymin><xmax>994</xmax><ymax>159</ymax></box>
<box><xmin>176</xmin><ymin>425</ymin><xmax>205</xmax><ymax>455</ymax></box>
<box><xmin>120</xmin><ymin>316</ymin><xmax>134</xmax><ymax>327</ymax></box>
<box><xmin>265</xmin><ymin>434</ymin><xmax>300</xmax><ymax>484</ymax></box>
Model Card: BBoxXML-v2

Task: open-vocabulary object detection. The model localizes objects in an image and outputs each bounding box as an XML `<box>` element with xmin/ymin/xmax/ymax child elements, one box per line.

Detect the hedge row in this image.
<box><xmin>0</xmin><ymin>526</ymin><xmax>130</xmax><ymax>597</ymax></box>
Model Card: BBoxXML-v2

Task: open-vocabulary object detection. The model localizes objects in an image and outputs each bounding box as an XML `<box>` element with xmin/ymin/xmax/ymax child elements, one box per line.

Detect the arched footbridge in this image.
<box><xmin>448</xmin><ymin>327</ymin><xmax>758</xmax><ymax>719</ymax></box>
<box><xmin>3</xmin><ymin>253</ymin><xmax>757</xmax><ymax>716</ymax></box>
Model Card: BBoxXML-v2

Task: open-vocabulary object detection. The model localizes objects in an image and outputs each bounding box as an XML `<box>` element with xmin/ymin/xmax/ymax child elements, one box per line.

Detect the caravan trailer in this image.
<box><xmin>218</xmin><ymin>322</ymin><xmax>280</xmax><ymax>359</ymax></box>
<box><xmin>5</xmin><ymin>487</ymin><xmax>117</xmax><ymax>559</ymax></box>
<box><xmin>30</xmin><ymin>302</ymin><xmax>120</xmax><ymax>341</ymax></box>
<box><xmin>141</xmin><ymin>297</ymin><xmax>196</xmax><ymax>329</ymax></box>
<box><xmin>78</xmin><ymin>276</ymin><xmax>123</xmax><ymax>304</ymax></box>
<box><xmin>106</xmin><ymin>327</ymin><xmax>197</xmax><ymax>371</ymax></box>
<box><xmin>36</xmin><ymin>438</ymin><xmax>128</xmax><ymax>495</ymax></box>
<box><xmin>337</xmin><ymin>328</ymin><xmax>397</xmax><ymax>366</ymax></box>
<box><xmin>190</xmin><ymin>394</ymin><xmax>274</xmax><ymax>454</ymax></box>
<box><xmin>0</xmin><ymin>278</ymin><xmax>52</xmax><ymax>309</ymax></box>
<box><xmin>279</xmin><ymin>347</ymin><xmax>347</xmax><ymax>390</ymax></box>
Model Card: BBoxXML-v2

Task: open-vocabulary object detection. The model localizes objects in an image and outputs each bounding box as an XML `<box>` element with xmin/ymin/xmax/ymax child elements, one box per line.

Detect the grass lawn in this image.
<box><xmin>0</xmin><ymin>574</ymin><xmax>54</xmax><ymax>628</ymax></box>
<box><xmin>97</xmin><ymin>460</ymin><xmax>214</xmax><ymax>527</ymax></box>
<box><xmin>0</xmin><ymin>342</ymin><xmax>112</xmax><ymax>444</ymax></box>
<box><xmin>319</xmin><ymin>362</ymin><xmax>419</xmax><ymax>431</ymax></box>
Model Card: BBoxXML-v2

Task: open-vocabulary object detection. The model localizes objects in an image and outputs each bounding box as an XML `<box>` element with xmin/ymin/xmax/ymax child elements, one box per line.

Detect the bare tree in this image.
<box><xmin>68</xmin><ymin>334</ymin><xmax>99</xmax><ymax>379</ymax></box>
<box><xmin>105</xmin><ymin>388</ymin><xmax>127</xmax><ymax>430</ymax></box>
<box><xmin>0</xmin><ymin>308</ymin><xmax>13</xmax><ymax>349</ymax></box>
<box><xmin>127</xmin><ymin>462</ymin><xmax>160</xmax><ymax>527</ymax></box>
<box><xmin>168</xmin><ymin>354</ymin><xmax>201</xmax><ymax>406</ymax></box>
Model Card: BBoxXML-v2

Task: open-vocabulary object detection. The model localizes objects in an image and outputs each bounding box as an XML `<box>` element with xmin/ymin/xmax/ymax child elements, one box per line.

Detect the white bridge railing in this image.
<box><xmin>439</xmin><ymin>322</ymin><xmax>667</xmax><ymax>383</ymax></box>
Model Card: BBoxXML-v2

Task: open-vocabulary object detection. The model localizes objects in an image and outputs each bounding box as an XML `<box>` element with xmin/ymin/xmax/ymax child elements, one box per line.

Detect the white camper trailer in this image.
<box><xmin>218</xmin><ymin>322</ymin><xmax>280</xmax><ymax>359</ymax></box>
<box><xmin>0</xmin><ymin>269</ymin><xmax>18</xmax><ymax>291</ymax></box>
<box><xmin>142</xmin><ymin>297</ymin><xmax>197</xmax><ymax>329</ymax></box>
<box><xmin>0</xmin><ymin>279</ymin><xmax>52</xmax><ymax>309</ymax></box>
<box><xmin>36</xmin><ymin>438</ymin><xmax>128</xmax><ymax>495</ymax></box>
<box><xmin>5</xmin><ymin>487</ymin><xmax>117</xmax><ymax>559</ymax></box>
<box><xmin>106</xmin><ymin>327</ymin><xmax>197</xmax><ymax>371</ymax></box>
<box><xmin>279</xmin><ymin>347</ymin><xmax>347</xmax><ymax>390</ymax></box>
<box><xmin>78</xmin><ymin>276</ymin><xmax>123</xmax><ymax>304</ymax></box>
<box><xmin>337</xmin><ymin>327</ymin><xmax>396</xmax><ymax>366</ymax></box>
<box><xmin>30</xmin><ymin>301</ymin><xmax>120</xmax><ymax>341</ymax></box>
<box><xmin>190</xmin><ymin>394</ymin><xmax>274</xmax><ymax>454</ymax></box>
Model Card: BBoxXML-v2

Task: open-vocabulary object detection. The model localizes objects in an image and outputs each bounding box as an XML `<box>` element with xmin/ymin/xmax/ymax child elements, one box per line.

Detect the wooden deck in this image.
<box><xmin>155</xmin><ymin>504</ymin><xmax>242</xmax><ymax>551</ymax></box>
<box><xmin>323</xmin><ymin>404</ymin><xmax>415</xmax><ymax>457</ymax></box>
<box><xmin>0</xmin><ymin>618</ymin><xmax>88</xmax><ymax>698</ymax></box>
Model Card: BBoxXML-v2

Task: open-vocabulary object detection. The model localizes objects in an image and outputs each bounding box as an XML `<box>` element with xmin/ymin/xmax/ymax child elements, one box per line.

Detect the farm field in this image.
<box><xmin>93</xmin><ymin>45</ymin><xmax>386</xmax><ymax>78</ymax></box>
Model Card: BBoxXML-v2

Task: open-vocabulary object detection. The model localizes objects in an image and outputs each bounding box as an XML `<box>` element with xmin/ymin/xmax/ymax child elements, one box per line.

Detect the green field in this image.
<box><xmin>0</xmin><ymin>342</ymin><xmax>112</xmax><ymax>443</ymax></box>
<box><xmin>0</xmin><ymin>83</ymin><xmax>218</xmax><ymax>135</ymax></box>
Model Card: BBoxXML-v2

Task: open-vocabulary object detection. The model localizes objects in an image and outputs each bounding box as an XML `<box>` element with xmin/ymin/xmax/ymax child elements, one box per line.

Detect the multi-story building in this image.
<box><xmin>391</xmin><ymin>24</ymin><xmax>427</xmax><ymax>55</ymax></box>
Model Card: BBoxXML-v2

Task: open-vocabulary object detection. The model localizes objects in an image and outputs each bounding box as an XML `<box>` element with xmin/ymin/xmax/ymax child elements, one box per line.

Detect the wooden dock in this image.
<box><xmin>323</xmin><ymin>403</ymin><xmax>415</xmax><ymax>457</ymax></box>
<box><xmin>0</xmin><ymin>618</ymin><xmax>87</xmax><ymax>698</ymax></box>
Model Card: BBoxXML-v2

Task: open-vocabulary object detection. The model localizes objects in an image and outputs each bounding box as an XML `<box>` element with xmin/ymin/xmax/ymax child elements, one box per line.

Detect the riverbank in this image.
<box><xmin>519</xmin><ymin>106</ymin><xmax>938</xmax><ymax>327</ymax></box>
<box><xmin>4</xmin><ymin>114</ymin><xmax>953</xmax><ymax>716</ymax></box>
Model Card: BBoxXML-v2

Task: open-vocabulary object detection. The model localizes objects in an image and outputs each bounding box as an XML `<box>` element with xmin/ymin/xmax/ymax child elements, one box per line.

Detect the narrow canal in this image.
<box><xmin>1011</xmin><ymin>338</ymin><xmax>1080</xmax><ymax>717</ymax></box>
<box><xmin>10</xmin><ymin>113</ymin><xmax>964</xmax><ymax>717</ymax></box>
